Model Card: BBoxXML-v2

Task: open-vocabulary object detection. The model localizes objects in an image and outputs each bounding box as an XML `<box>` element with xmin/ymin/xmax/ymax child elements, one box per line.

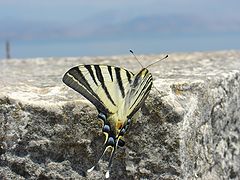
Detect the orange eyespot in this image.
<box><xmin>116</xmin><ymin>122</ymin><xmax>123</xmax><ymax>130</ymax></box>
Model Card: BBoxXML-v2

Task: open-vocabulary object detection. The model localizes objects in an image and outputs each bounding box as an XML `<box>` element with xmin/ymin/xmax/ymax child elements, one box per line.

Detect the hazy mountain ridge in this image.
<box><xmin>1</xmin><ymin>14</ymin><xmax>239</xmax><ymax>41</ymax></box>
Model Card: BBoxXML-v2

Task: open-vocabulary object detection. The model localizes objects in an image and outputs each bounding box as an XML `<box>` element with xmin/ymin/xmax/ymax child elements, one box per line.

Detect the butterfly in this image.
<box><xmin>62</xmin><ymin>50</ymin><xmax>168</xmax><ymax>178</ymax></box>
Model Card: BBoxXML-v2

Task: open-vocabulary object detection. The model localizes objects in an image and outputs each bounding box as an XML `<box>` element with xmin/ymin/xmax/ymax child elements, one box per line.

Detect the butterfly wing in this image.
<box><xmin>62</xmin><ymin>65</ymin><xmax>134</xmax><ymax>115</ymax></box>
<box><xmin>120</xmin><ymin>68</ymin><xmax>153</xmax><ymax>119</ymax></box>
<box><xmin>63</xmin><ymin>65</ymin><xmax>153</xmax><ymax>178</ymax></box>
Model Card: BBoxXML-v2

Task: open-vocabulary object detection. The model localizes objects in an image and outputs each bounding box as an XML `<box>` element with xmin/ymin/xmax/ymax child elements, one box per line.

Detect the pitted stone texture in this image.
<box><xmin>0</xmin><ymin>51</ymin><xmax>240</xmax><ymax>179</ymax></box>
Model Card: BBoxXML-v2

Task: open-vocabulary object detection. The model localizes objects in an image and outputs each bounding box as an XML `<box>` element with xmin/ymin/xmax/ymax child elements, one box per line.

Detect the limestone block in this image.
<box><xmin>0</xmin><ymin>51</ymin><xmax>240</xmax><ymax>179</ymax></box>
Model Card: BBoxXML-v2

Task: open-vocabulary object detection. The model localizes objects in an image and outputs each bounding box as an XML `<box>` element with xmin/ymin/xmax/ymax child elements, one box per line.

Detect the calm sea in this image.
<box><xmin>0</xmin><ymin>33</ymin><xmax>240</xmax><ymax>59</ymax></box>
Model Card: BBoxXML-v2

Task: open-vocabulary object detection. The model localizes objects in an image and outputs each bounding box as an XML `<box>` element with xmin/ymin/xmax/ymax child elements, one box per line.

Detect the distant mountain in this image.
<box><xmin>0</xmin><ymin>14</ymin><xmax>239</xmax><ymax>41</ymax></box>
<box><xmin>0</xmin><ymin>18</ymin><xmax>67</xmax><ymax>40</ymax></box>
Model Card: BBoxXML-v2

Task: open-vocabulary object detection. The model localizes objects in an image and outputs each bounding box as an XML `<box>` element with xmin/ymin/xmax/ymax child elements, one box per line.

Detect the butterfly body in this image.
<box><xmin>63</xmin><ymin>64</ymin><xmax>153</xmax><ymax>177</ymax></box>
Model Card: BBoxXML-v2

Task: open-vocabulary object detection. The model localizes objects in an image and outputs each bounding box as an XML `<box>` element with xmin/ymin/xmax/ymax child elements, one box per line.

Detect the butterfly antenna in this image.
<box><xmin>87</xmin><ymin>146</ymin><xmax>110</xmax><ymax>173</ymax></box>
<box><xmin>130</xmin><ymin>49</ymin><xmax>143</xmax><ymax>68</ymax></box>
<box><xmin>146</xmin><ymin>55</ymin><xmax>168</xmax><ymax>69</ymax></box>
<box><xmin>148</xmin><ymin>54</ymin><xmax>168</xmax><ymax>100</ymax></box>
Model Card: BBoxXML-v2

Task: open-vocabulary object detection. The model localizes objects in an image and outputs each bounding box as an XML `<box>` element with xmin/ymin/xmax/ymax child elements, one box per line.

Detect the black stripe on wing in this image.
<box><xmin>84</xmin><ymin>65</ymin><xmax>98</xmax><ymax>86</ymax></box>
<box><xmin>128</xmin><ymin>82</ymin><xmax>152</xmax><ymax>119</ymax></box>
<box><xmin>126</xmin><ymin>70</ymin><xmax>153</xmax><ymax>119</ymax></box>
<box><xmin>115</xmin><ymin>67</ymin><xmax>125</xmax><ymax>98</ymax></box>
<box><xmin>107</xmin><ymin>66</ymin><xmax>113</xmax><ymax>81</ymax></box>
<box><xmin>62</xmin><ymin>66</ymin><xmax>109</xmax><ymax>114</ymax></box>
<box><xmin>94</xmin><ymin>65</ymin><xmax>116</xmax><ymax>106</ymax></box>
<box><xmin>126</xmin><ymin>70</ymin><xmax>133</xmax><ymax>84</ymax></box>
<box><xmin>129</xmin><ymin>75</ymin><xmax>153</xmax><ymax>110</ymax></box>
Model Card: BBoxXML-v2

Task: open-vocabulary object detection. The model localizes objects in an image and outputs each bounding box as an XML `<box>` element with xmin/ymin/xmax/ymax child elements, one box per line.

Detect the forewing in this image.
<box><xmin>62</xmin><ymin>65</ymin><xmax>134</xmax><ymax>114</ymax></box>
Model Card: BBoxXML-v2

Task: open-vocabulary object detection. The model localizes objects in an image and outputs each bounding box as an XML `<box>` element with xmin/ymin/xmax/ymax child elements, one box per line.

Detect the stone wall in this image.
<box><xmin>0</xmin><ymin>51</ymin><xmax>239</xmax><ymax>179</ymax></box>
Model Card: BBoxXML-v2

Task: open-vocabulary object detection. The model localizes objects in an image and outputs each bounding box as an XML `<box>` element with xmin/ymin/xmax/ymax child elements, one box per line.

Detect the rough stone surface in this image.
<box><xmin>0</xmin><ymin>51</ymin><xmax>240</xmax><ymax>180</ymax></box>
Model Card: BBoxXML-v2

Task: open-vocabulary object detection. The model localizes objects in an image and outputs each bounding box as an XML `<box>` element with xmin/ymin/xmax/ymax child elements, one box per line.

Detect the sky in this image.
<box><xmin>0</xmin><ymin>0</ymin><xmax>240</xmax><ymax>58</ymax></box>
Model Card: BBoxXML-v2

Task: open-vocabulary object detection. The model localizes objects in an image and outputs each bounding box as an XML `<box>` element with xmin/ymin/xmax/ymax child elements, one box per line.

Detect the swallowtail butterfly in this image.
<box><xmin>62</xmin><ymin>50</ymin><xmax>168</xmax><ymax>178</ymax></box>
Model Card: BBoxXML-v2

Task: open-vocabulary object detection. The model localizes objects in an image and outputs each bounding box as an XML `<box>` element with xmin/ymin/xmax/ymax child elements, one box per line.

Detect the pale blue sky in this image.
<box><xmin>1</xmin><ymin>0</ymin><xmax>240</xmax><ymax>25</ymax></box>
<box><xmin>0</xmin><ymin>0</ymin><xmax>240</xmax><ymax>58</ymax></box>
